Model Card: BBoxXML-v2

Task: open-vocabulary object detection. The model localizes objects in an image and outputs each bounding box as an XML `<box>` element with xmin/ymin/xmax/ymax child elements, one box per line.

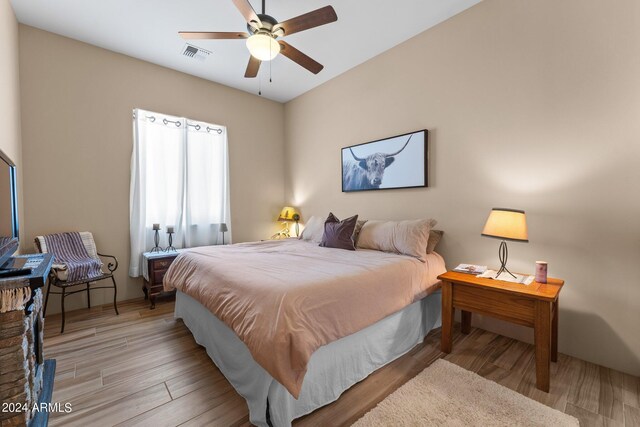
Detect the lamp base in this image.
<box><xmin>496</xmin><ymin>240</ymin><xmax>517</xmax><ymax>279</ymax></box>
<box><xmin>270</xmin><ymin>222</ymin><xmax>291</xmax><ymax>240</ymax></box>
<box><xmin>270</xmin><ymin>232</ymin><xmax>290</xmax><ymax>239</ymax></box>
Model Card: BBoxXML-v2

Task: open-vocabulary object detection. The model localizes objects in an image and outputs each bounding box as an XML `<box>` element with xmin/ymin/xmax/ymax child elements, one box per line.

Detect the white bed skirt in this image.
<box><xmin>175</xmin><ymin>290</ymin><xmax>442</xmax><ymax>427</ymax></box>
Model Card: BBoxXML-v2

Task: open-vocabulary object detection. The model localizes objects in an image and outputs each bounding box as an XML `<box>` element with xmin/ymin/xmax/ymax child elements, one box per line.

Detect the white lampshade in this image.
<box><xmin>481</xmin><ymin>208</ymin><xmax>528</xmax><ymax>242</ymax></box>
<box><xmin>246</xmin><ymin>33</ymin><xmax>280</xmax><ymax>61</ymax></box>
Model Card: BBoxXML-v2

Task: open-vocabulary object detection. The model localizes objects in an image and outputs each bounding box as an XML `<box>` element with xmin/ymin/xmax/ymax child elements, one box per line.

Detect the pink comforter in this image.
<box><xmin>163</xmin><ymin>239</ymin><xmax>445</xmax><ymax>398</ymax></box>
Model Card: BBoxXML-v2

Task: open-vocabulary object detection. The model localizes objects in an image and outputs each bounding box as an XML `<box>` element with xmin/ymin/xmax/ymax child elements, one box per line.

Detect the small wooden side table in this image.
<box><xmin>437</xmin><ymin>271</ymin><xmax>564</xmax><ymax>392</ymax></box>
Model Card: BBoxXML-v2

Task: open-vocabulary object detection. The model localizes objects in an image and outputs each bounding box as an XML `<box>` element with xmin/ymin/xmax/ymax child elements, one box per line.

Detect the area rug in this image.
<box><xmin>352</xmin><ymin>359</ymin><xmax>578</xmax><ymax>426</ymax></box>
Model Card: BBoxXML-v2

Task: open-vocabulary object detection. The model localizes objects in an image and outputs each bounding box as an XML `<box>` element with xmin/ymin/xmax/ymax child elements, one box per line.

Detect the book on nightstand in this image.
<box><xmin>452</xmin><ymin>264</ymin><xmax>487</xmax><ymax>275</ymax></box>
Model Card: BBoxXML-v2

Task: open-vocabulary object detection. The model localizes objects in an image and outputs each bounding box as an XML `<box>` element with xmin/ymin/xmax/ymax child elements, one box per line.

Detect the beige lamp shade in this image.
<box><xmin>481</xmin><ymin>208</ymin><xmax>528</xmax><ymax>242</ymax></box>
<box><xmin>278</xmin><ymin>206</ymin><xmax>300</xmax><ymax>222</ymax></box>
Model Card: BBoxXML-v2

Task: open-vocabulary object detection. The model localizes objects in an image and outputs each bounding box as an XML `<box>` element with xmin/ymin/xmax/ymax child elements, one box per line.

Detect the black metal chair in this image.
<box><xmin>34</xmin><ymin>232</ymin><xmax>119</xmax><ymax>333</ymax></box>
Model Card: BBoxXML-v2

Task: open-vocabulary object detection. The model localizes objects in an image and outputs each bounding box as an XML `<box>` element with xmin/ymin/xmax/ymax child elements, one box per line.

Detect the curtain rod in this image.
<box><xmin>132</xmin><ymin>111</ymin><xmax>224</xmax><ymax>134</ymax></box>
<box><xmin>186</xmin><ymin>122</ymin><xmax>224</xmax><ymax>134</ymax></box>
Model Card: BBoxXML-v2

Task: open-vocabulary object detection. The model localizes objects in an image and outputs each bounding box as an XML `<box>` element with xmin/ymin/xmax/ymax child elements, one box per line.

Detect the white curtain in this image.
<box><xmin>129</xmin><ymin>109</ymin><xmax>231</xmax><ymax>277</ymax></box>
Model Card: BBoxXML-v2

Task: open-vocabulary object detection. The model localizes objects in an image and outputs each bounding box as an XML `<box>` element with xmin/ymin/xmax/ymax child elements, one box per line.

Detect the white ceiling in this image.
<box><xmin>11</xmin><ymin>0</ymin><xmax>481</xmax><ymax>103</ymax></box>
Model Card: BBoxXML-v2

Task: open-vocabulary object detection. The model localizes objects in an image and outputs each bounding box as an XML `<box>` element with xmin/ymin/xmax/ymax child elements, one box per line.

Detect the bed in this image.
<box><xmin>164</xmin><ymin>238</ymin><xmax>446</xmax><ymax>426</ymax></box>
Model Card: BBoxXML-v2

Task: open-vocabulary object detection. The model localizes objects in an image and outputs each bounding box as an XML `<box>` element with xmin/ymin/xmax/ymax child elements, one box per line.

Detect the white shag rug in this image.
<box><xmin>352</xmin><ymin>359</ymin><xmax>578</xmax><ymax>426</ymax></box>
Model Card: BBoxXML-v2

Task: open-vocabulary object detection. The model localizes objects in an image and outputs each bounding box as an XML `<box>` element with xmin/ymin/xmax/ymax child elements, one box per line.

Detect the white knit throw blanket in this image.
<box><xmin>0</xmin><ymin>287</ymin><xmax>31</xmax><ymax>313</ymax></box>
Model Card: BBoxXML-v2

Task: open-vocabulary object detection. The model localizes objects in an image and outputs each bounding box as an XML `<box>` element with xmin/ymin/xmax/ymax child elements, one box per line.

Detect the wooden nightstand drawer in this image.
<box><xmin>152</xmin><ymin>269</ymin><xmax>168</xmax><ymax>284</ymax></box>
<box><xmin>453</xmin><ymin>284</ymin><xmax>535</xmax><ymax>327</ymax></box>
<box><xmin>151</xmin><ymin>259</ymin><xmax>172</xmax><ymax>270</ymax></box>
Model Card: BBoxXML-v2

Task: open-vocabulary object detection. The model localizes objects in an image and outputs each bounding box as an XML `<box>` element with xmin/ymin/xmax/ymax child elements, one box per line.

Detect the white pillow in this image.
<box><xmin>299</xmin><ymin>216</ymin><xmax>325</xmax><ymax>243</ymax></box>
<box><xmin>356</xmin><ymin>219</ymin><xmax>437</xmax><ymax>262</ymax></box>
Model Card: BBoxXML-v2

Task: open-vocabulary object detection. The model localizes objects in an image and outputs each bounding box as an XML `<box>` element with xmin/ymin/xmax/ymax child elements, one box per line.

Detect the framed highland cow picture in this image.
<box><xmin>341</xmin><ymin>129</ymin><xmax>428</xmax><ymax>192</ymax></box>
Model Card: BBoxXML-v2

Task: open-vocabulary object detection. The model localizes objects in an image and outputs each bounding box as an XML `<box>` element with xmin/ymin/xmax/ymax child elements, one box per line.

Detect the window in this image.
<box><xmin>129</xmin><ymin>109</ymin><xmax>230</xmax><ymax>276</ymax></box>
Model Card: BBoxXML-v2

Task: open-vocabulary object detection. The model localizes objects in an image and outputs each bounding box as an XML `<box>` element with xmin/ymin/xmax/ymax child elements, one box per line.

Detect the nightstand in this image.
<box><xmin>142</xmin><ymin>251</ymin><xmax>182</xmax><ymax>309</ymax></box>
<box><xmin>437</xmin><ymin>271</ymin><xmax>564</xmax><ymax>392</ymax></box>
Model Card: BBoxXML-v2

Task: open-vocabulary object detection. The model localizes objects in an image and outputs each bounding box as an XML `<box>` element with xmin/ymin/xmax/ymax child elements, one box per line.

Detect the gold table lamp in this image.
<box><xmin>272</xmin><ymin>206</ymin><xmax>301</xmax><ymax>239</ymax></box>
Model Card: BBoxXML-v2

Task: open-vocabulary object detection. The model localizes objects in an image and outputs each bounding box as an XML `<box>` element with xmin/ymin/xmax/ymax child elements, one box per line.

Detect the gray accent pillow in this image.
<box><xmin>356</xmin><ymin>218</ymin><xmax>436</xmax><ymax>262</ymax></box>
<box><xmin>319</xmin><ymin>213</ymin><xmax>359</xmax><ymax>251</ymax></box>
<box><xmin>427</xmin><ymin>229</ymin><xmax>444</xmax><ymax>254</ymax></box>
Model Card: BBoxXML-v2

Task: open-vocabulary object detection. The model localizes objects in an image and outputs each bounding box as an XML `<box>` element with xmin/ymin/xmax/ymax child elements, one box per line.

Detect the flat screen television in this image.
<box><xmin>0</xmin><ymin>149</ymin><xmax>19</xmax><ymax>267</ymax></box>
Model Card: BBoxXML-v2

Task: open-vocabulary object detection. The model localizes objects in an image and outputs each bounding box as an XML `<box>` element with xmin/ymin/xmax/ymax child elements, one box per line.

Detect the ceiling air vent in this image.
<box><xmin>181</xmin><ymin>44</ymin><xmax>212</xmax><ymax>62</ymax></box>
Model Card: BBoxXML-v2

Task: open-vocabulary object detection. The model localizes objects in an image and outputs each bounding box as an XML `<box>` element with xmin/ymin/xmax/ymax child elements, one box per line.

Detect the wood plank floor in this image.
<box><xmin>43</xmin><ymin>298</ymin><xmax>640</xmax><ymax>426</ymax></box>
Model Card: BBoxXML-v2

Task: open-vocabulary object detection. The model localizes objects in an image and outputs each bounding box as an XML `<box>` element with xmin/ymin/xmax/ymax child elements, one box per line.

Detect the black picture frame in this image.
<box><xmin>341</xmin><ymin>129</ymin><xmax>428</xmax><ymax>192</ymax></box>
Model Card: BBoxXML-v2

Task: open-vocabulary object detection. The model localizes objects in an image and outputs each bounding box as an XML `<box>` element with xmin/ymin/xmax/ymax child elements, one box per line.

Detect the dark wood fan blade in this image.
<box><xmin>245</xmin><ymin>56</ymin><xmax>262</xmax><ymax>78</ymax></box>
<box><xmin>232</xmin><ymin>0</ymin><xmax>262</xmax><ymax>28</ymax></box>
<box><xmin>278</xmin><ymin>41</ymin><xmax>323</xmax><ymax>74</ymax></box>
<box><xmin>179</xmin><ymin>31</ymin><xmax>249</xmax><ymax>40</ymax></box>
<box><xmin>274</xmin><ymin>6</ymin><xmax>337</xmax><ymax>36</ymax></box>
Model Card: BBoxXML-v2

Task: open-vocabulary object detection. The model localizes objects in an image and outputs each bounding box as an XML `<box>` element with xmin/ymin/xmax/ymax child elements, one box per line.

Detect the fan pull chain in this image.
<box><xmin>269</xmin><ymin>38</ymin><xmax>273</xmax><ymax>83</ymax></box>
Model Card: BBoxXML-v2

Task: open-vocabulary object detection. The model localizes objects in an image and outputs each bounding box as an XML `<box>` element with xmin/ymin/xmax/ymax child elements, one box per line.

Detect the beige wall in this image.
<box><xmin>284</xmin><ymin>0</ymin><xmax>640</xmax><ymax>375</ymax></box>
<box><xmin>19</xmin><ymin>25</ymin><xmax>285</xmax><ymax>313</ymax></box>
<box><xmin>0</xmin><ymin>0</ymin><xmax>22</xmax><ymax>240</ymax></box>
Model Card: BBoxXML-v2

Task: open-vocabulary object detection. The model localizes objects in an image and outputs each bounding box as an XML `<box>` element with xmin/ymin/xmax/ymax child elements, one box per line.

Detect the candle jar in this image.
<box><xmin>535</xmin><ymin>261</ymin><xmax>548</xmax><ymax>283</ymax></box>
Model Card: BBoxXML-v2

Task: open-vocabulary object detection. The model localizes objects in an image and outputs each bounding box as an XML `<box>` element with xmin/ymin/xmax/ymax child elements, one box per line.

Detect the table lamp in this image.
<box><xmin>220</xmin><ymin>223</ymin><xmax>228</xmax><ymax>245</ymax></box>
<box><xmin>276</xmin><ymin>206</ymin><xmax>300</xmax><ymax>238</ymax></box>
<box><xmin>481</xmin><ymin>208</ymin><xmax>528</xmax><ymax>278</ymax></box>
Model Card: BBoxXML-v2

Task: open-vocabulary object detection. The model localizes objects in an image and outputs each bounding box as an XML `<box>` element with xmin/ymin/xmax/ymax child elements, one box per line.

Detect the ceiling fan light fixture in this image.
<box><xmin>246</xmin><ymin>32</ymin><xmax>280</xmax><ymax>61</ymax></box>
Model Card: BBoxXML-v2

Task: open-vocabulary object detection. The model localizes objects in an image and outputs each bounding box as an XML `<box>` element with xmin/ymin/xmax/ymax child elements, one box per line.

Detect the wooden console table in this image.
<box><xmin>437</xmin><ymin>271</ymin><xmax>564</xmax><ymax>392</ymax></box>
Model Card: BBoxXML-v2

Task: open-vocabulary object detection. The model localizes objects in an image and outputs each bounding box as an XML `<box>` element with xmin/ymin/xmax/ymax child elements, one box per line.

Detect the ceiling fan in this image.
<box><xmin>179</xmin><ymin>0</ymin><xmax>337</xmax><ymax>78</ymax></box>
